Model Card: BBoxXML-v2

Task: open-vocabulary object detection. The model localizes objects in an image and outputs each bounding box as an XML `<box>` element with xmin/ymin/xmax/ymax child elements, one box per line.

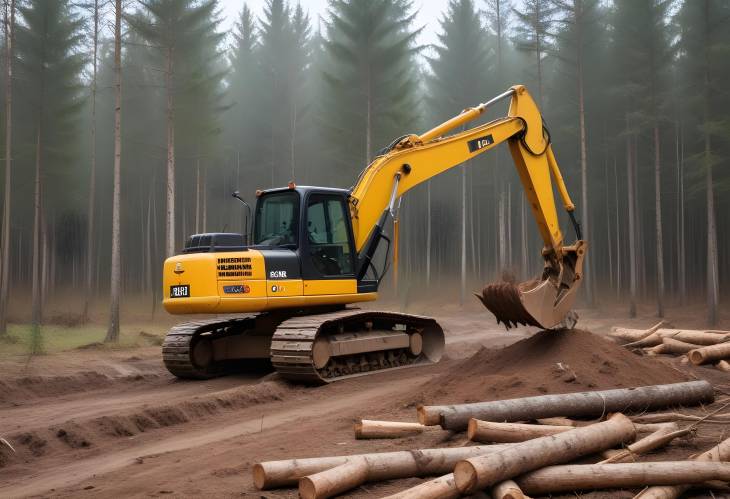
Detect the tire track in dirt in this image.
<box><xmin>0</xmin><ymin>372</ymin><xmax>435</xmax><ymax>498</ymax></box>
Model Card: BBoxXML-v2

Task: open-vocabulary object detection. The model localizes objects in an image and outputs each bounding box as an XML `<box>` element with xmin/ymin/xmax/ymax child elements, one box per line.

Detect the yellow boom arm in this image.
<box><xmin>349</xmin><ymin>85</ymin><xmax>587</xmax><ymax>330</ymax></box>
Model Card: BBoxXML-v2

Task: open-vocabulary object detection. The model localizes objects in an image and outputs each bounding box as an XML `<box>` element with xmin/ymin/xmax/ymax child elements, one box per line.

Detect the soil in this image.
<box><xmin>416</xmin><ymin>328</ymin><xmax>688</xmax><ymax>406</ymax></box>
<box><xmin>0</xmin><ymin>306</ymin><xmax>728</xmax><ymax>499</ymax></box>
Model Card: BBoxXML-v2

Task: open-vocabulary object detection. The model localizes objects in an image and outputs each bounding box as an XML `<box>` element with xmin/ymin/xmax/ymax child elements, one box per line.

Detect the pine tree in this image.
<box><xmin>0</xmin><ymin>0</ymin><xmax>15</xmax><ymax>336</ymax></box>
<box><xmin>321</xmin><ymin>0</ymin><xmax>422</xmax><ymax>183</ymax></box>
<box><xmin>512</xmin><ymin>0</ymin><xmax>556</xmax><ymax>106</ymax></box>
<box><xmin>128</xmin><ymin>0</ymin><xmax>225</xmax><ymax>257</ymax></box>
<box><xmin>675</xmin><ymin>0</ymin><xmax>730</xmax><ymax>325</ymax></box>
<box><xmin>256</xmin><ymin>0</ymin><xmax>311</xmax><ymax>186</ymax></box>
<box><xmin>427</xmin><ymin>0</ymin><xmax>491</xmax><ymax>305</ymax></box>
<box><xmin>15</xmin><ymin>0</ymin><xmax>84</xmax><ymax>349</ymax></box>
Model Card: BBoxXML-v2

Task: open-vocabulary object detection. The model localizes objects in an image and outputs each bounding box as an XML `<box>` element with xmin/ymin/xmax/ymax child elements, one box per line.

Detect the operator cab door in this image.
<box><xmin>301</xmin><ymin>193</ymin><xmax>356</xmax><ymax>285</ymax></box>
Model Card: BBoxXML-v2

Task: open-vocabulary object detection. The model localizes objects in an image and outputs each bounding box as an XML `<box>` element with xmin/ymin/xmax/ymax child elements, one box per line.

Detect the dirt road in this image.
<box><xmin>0</xmin><ymin>307</ymin><xmax>726</xmax><ymax>498</ymax></box>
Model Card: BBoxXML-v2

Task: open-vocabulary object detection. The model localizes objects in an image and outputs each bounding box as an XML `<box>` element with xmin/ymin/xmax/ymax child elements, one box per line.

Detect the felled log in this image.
<box><xmin>381</xmin><ymin>473</ymin><xmax>459</xmax><ymax>499</ymax></box>
<box><xmin>492</xmin><ymin>479</ymin><xmax>531</xmax><ymax>499</ymax></box>
<box><xmin>515</xmin><ymin>461</ymin><xmax>730</xmax><ymax>495</ymax></box>
<box><xmin>535</xmin><ymin>417</ymin><xmax>578</xmax><ymax>426</ymax></box>
<box><xmin>422</xmin><ymin>380</ymin><xmax>714</xmax><ymax>431</ymax></box>
<box><xmin>688</xmin><ymin>342</ymin><xmax>730</xmax><ymax>365</ymax></box>
<box><xmin>599</xmin><ymin>423</ymin><xmax>687</xmax><ymax>463</ymax></box>
<box><xmin>354</xmin><ymin>420</ymin><xmax>426</xmax><ymax>439</ymax></box>
<box><xmin>646</xmin><ymin>338</ymin><xmax>700</xmax><ymax>355</ymax></box>
<box><xmin>468</xmin><ymin>419</ymin><xmax>572</xmax><ymax>443</ymax></box>
<box><xmin>717</xmin><ymin>360</ymin><xmax>730</xmax><ymax>372</ymax></box>
<box><xmin>610</xmin><ymin>321</ymin><xmax>669</xmax><ymax>342</ymax></box>
<box><xmin>633</xmin><ymin>437</ymin><xmax>730</xmax><ymax>499</ymax></box>
<box><xmin>299</xmin><ymin>458</ymin><xmax>368</xmax><ymax>499</ymax></box>
<box><xmin>253</xmin><ymin>444</ymin><xmax>509</xmax><ymax>490</ymax></box>
<box><xmin>626</xmin><ymin>330</ymin><xmax>730</xmax><ymax>349</ymax></box>
<box><xmin>453</xmin><ymin>413</ymin><xmax>636</xmax><ymax>494</ymax></box>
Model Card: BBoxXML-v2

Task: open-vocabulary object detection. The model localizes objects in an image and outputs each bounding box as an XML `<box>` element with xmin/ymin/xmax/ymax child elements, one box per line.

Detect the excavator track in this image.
<box><xmin>162</xmin><ymin>315</ymin><xmax>259</xmax><ymax>379</ymax></box>
<box><xmin>162</xmin><ymin>309</ymin><xmax>444</xmax><ymax>383</ymax></box>
<box><xmin>270</xmin><ymin>309</ymin><xmax>444</xmax><ymax>384</ymax></box>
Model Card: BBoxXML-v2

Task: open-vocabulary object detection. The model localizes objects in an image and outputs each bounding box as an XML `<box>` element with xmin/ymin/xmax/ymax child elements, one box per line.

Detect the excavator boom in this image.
<box><xmin>348</xmin><ymin>85</ymin><xmax>587</xmax><ymax>329</ymax></box>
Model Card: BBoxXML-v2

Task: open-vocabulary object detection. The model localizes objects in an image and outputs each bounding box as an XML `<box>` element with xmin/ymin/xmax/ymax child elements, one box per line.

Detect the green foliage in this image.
<box><xmin>320</xmin><ymin>0</ymin><xmax>422</xmax><ymax>183</ymax></box>
<box><xmin>14</xmin><ymin>0</ymin><xmax>85</xmax><ymax>212</ymax></box>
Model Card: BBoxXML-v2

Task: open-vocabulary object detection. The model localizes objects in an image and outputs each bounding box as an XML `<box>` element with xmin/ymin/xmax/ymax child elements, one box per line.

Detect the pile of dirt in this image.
<box><xmin>418</xmin><ymin>329</ymin><xmax>688</xmax><ymax>405</ymax></box>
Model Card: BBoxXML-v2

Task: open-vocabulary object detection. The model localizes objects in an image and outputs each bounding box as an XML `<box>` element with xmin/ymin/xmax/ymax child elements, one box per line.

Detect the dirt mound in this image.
<box><xmin>418</xmin><ymin>329</ymin><xmax>688</xmax><ymax>405</ymax></box>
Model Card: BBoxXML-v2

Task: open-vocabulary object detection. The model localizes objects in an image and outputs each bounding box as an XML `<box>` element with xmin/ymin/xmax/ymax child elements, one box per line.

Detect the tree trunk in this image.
<box><xmin>31</xmin><ymin>126</ymin><xmax>43</xmax><ymax>329</ymax></box>
<box><xmin>468</xmin><ymin>420</ymin><xmax>573</xmax><ymax>443</ymax></box>
<box><xmin>165</xmin><ymin>45</ymin><xmax>176</xmax><ymax>257</ymax></box>
<box><xmin>492</xmin><ymin>479</ymin><xmax>530</xmax><ymax>499</ymax></box>
<box><xmin>634</xmin><ymin>437</ymin><xmax>730</xmax><ymax>499</ymax></box>
<box><xmin>105</xmin><ymin>0</ymin><xmax>122</xmax><ymax>343</ymax></box>
<box><xmin>195</xmin><ymin>159</ymin><xmax>200</xmax><ymax>234</ymax></box>
<box><xmin>516</xmin><ymin>462</ymin><xmax>730</xmax><ymax>495</ymax></box>
<box><xmin>576</xmin><ymin>9</ymin><xmax>591</xmax><ymax>305</ymax></box>
<box><xmin>453</xmin><ymin>414</ymin><xmax>636</xmax><ymax>493</ymax></box>
<box><xmin>0</xmin><ymin>0</ymin><xmax>15</xmax><ymax>336</ymax></box>
<box><xmin>299</xmin><ymin>458</ymin><xmax>368</xmax><ymax>499</ymax></box>
<box><xmin>627</xmin><ymin>127</ymin><xmax>637</xmax><ymax>317</ymax></box>
<box><xmin>654</xmin><ymin>125</ymin><xmax>664</xmax><ymax>316</ymax></box>
<box><xmin>253</xmin><ymin>444</ymin><xmax>509</xmax><ymax>490</ymax></box>
<box><xmin>460</xmin><ymin>164</ymin><xmax>466</xmax><ymax>305</ymax></box>
<box><xmin>608</xmin><ymin>320</ymin><xmax>668</xmax><ymax>342</ymax></box>
<box><xmin>702</xmin><ymin>0</ymin><xmax>719</xmax><ymax>326</ymax></box>
<box><xmin>599</xmin><ymin>423</ymin><xmax>685</xmax><ymax>463</ymax></box>
<box><xmin>688</xmin><ymin>342</ymin><xmax>730</xmax><ymax>365</ymax></box>
<box><xmin>354</xmin><ymin>420</ymin><xmax>426</xmax><ymax>439</ymax></box>
<box><xmin>646</xmin><ymin>337</ymin><xmax>700</xmax><ymax>355</ymax></box>
<box><xmin>383</xmin><ymin>473</ymin><xmax>459</xmax><ymax>499</ymax></box>
<box><xmin>83</xmin><ymin>0</ymin><xmax>99</xmax><ymax>323</ymax></box>
<box><xmin>426</xmin><ymin>182</ymin><xmax>431</xmax><ymax>286</ymax></box>
<box><xmin>422</xmin><ymin>380</ymin><xmax>714</xmax><ymax>431</ymax></box>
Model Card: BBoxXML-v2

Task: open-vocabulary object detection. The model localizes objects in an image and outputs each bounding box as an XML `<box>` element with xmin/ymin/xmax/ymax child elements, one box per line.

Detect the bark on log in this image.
<box><xmin>354</xmin><ymin>420</ymin><xmax>425</xmax><ymax>439</ymax></box>
<box><xmin>299</xmin><ymin>458</ymin><xmax>368</xmax><ymax>499</ymax></box>
<box><xmin>646</xmin><ymin>338</ymin><xmax>701</xmax><ymax>355</ymax></box>
<box><xmin>633</xmin><ymin>437</ymin><xmax>730</xmax><ymax>499</ymax></box>
<box><xmin>599</xmin><ymin>423</ymin><xmax>685</xmax><ymax>463</ymax></box>
<box><xmin>516</xmin><ymin>462</ymin><xmax>730</xmax><ymax>495</ymax></box>
<box><xmin>468</xmin><ymin>419</ymin><xmax>572</xmax><ymax>443</ymax></box>
<box><xmin>253</xmin><ymin>444</ymin><xmax>509</xmax><ymax>490</ymax></box>
<box><xmin>428</xmin><ymin>381</ymin><xmax>714</xmax><ymax>431</ymax></box>
<box><xmin>381</xmin><ymin>473</ymin><xmax>459</xmax><ymax>499</ymax></box>
<box><xmin>717</xmin><ymin>360</ymin><xmax>730</xmax><ymax>372</ymax></box>
<box><xmin>535</xmin><ymin>417</ymin><xmax>578</xmax><ymax>426</ymax></box>
<box><xmin>688</xmin><ymin>342</ymin><xmax>730</xmax><ymax>365</ymax></box>
<box><xmin>610</xmin><ymin>321</ymin><xmax>669</xmax><ymax>342</ymax></box>
<box><xmin>492</xmin><ymin>479</ymin><xmax>530</xmax><ymax>499</ymax></box>
<box><xmin>453</xmin><ymin>413</ymin><xmax>636</xmax><ymax>493</ymax></box>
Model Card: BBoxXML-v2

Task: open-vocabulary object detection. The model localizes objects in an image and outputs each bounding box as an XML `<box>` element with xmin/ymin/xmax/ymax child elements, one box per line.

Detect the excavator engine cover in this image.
<box><xmin>477</xmin><ymin>241</ymin><xmax>587</xmax><ymax>330</ymax></box>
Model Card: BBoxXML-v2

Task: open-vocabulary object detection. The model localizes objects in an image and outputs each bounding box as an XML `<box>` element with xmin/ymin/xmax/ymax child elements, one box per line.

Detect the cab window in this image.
<box><xmin>253</xmin><ymin>192</ymin><xmax>299</xmax><ymax>247</ymax></box>
<box><xmin>306</xmin><ymin>195</ymin><xmax>353</xmax><ymax>275</ymax></box>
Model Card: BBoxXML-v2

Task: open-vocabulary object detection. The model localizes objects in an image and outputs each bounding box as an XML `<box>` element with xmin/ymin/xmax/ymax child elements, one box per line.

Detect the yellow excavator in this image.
<box><xmin>161</xmin><ymin>85</ymin><xmax>587</xmax><ymax>383</ymax></box>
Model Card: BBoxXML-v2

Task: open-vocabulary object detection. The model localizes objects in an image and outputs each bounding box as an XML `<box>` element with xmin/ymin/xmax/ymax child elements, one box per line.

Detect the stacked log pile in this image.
<box><xmin>611</xmin><ymin>321</ymin><xmax>730</xmax><ymax>369</ymax></box>
<box><xmin>253</xmin><ymin>380</ymin><xmax>730</xmax><ymax>498</ymax></box>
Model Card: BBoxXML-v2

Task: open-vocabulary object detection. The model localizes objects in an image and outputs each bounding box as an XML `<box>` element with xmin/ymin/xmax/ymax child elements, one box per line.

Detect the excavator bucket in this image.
<box><xmin>476</xmin><ymin>241</ymin><xmax>587</xmax><ymax>330</ymax></box>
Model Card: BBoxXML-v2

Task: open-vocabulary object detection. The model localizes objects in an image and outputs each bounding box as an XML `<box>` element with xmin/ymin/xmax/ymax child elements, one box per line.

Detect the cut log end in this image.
<box><xmin>252</xmin><ymin>464</ymin><xmax>266</xmax><ymax>490</ymax></box>
<box><xmin>453</xmin><ymin>460</ymin><xmax>479</xmax><ymax>494</ymax></box>
<box><xmin>417</xmin><ymin>405</ymin><xmax>440</xmax><ymax>426</ymax></box>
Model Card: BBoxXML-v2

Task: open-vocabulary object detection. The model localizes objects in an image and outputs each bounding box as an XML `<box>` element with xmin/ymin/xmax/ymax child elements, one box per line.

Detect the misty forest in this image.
<box><xmin>1</xmin><ymin>0</ymin><xmax>730</xmax><ymax>347</ymax></box>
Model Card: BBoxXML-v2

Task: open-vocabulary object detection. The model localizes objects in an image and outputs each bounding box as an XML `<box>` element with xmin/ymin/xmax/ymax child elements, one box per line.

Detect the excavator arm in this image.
<box><xmin>349</xmin><ymin>85</ymin><xmax>587</xmax><ymax>330</ymax></box>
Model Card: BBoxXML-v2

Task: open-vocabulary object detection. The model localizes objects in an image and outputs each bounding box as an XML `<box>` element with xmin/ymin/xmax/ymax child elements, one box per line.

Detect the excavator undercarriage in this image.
<box><xmin>163</xmin><ymin>308</ymin><xmax>445</xmax><ymax>384</ymax></box>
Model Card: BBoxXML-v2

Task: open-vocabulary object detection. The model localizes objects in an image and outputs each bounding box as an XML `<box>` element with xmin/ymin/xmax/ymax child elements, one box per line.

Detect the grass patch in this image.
<box><xmin>0</xmin><ymin>323</ymin><xmax>167</xmax><ymax>357</ymax></box>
